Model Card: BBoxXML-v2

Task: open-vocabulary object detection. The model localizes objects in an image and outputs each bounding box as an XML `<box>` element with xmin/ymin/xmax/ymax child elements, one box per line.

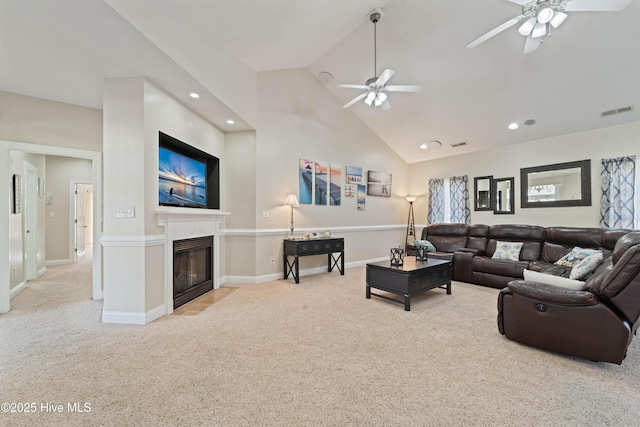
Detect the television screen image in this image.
<box><xmin>158</xmin><ymin>147</ymin><xmax>207</xmax><ymax>208</ymax></box>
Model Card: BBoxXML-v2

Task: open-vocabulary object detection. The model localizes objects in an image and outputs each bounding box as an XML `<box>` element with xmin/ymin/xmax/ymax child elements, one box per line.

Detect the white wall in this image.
<box><xmin>0</xmin><ymin>91</ymin><xmax>102</xmax><ymax>151</ymax></box>
<box><xmin>225</xmin><ymin>69</ymin><xmax>411</xmax><ymax>280</ymax></box>
<box><xmin>409</xmin><ymin>121</ymin><xmax>640</xmax><ymax>228</ymax></box>
<box><xmin>101</xmin><ymin>77</ymin><xmax>226</xmax><ymax>320</ymax></box>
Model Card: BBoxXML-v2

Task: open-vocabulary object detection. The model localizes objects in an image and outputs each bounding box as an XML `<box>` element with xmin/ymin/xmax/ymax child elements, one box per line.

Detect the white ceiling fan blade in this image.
<box><xmin>342</xmin><ymin>92</ymin><xmax>368</xmax><ymax>109</ymax></box>
<box><xmin>386</xmin><ymin>85</ymin><xmax>421</xmax><ymax>93</ymax></box>
<box><xmin>380</xmin><ymin>100</ymin><xmax>391</xmax><ymax>111</ymax></box>
<box><xmin>564</xmin><ymin>0</ymin><xmax>632</xmax><ymax>12</ymax></box>
<box><xmin>506</xmin><ymin>0</ymin><xmax>530</xmax><ymax>5</ymax></box>
<box><xmin>337</xmin><ymin>84</ymin><xmax>369</xmax><ymax>90</ymax></box>
<box><xmin>376</xmin><ymin>69</ymin><xmax>395</xmax><ymax>86</ymax></box>
<box><xmin>466</xmin><ymin>16</ymin><xmax>525</xmax><ymax>49</ymax></box>
<box><xmin>523</xmin><ymin>34</ymin><xmax>542</xmax><ymax>54</ymax></box>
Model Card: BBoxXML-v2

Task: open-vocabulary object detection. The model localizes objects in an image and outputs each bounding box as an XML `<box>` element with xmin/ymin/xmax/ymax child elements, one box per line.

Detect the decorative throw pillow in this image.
<box><xmin>414</xmin><ymin>239</ymin><xmax>436</xmax><ymax>252</ymax></box>
<box><xmin>523</xmin><ymin>269</ymin><xmax>588</xmax><ymax>291</ymax></box>
<box><xmin>554</xmin><ymin>247</ymin><xmax>600</xmax><ymax>268</ymax></box>
<box><xmin>569</xmin><ymin>251</ymin><xmax>604</xmax><ymax>280</ymax></box>
<box><xmin>491</xmin><ymin>241</ymin><xmax>523</xmax><ymax>261</ymax></box>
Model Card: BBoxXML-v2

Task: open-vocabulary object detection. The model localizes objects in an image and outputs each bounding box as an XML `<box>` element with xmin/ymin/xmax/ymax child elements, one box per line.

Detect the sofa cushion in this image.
<box><xmin>492</xmin><ymin>241</ymin><xmax>523</xmax><ymax>261</ymax></box>
<box><xmin>554</xmin><ymin>247</ymin><xmax>600</xmax><ymax>268</ymax></box>
<box><xmin>467</xmin><ymin>224</ymin><xmax>489</xmax><ymax>253</ymax></box>
<box><xmin>486</xmin><ymin>224</ymin><xmax>544</xmax><ymax>261</ymax></box>
<box><xmin>414</xmin><ymin>239</ymin><xmax>436</xmax><ymax>252</ymax></box>
<box><xmin>544</xmin><ymin>227</ymin><xmax>605</xmax><ymax>250</ymax></box>
<box><xmin>523</xmin><ymin>269</ymin><xmax>588</xmax><ymax>291</ymax></box>
<box><xmin>527</xmin><ymin>261</ymin><xmax>572</xmax><ymax>278</ymax></box>
<box><xmin>473</xmin><ymin>256</ymin><xmax>529</xmax><ymax>278</ymax></box>
<box><xmin>488</xmin><ymin>224</ymin><xmax>544</xmax><ymax>261</ymax></box>
<box><xmin>570</xmin><ymin>251</ymin><xmax>604</xmax><ymax>280</ymax></box>
<box><xmin>421</xmin><ymin>224</ymin><xmax>469</xmax><ymax>252</ymax></box>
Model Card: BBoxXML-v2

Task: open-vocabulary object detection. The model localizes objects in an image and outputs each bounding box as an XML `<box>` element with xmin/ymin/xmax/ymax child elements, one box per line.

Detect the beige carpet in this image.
<box><xmin>1</xmin><ymin>257</ymin><xmax>639</xmax><ymax>426</ymax></box>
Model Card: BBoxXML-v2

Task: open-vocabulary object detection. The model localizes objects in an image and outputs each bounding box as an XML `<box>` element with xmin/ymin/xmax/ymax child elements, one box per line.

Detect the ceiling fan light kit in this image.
<box><xmin>338</xmin><ymin>9</ymin><xmax>420</xmax><ymax>111</ymax></box>
<box><xmin>467</xmin><ymin>0</ymin><xmax>632</xmax><ymax>54</ymax></box>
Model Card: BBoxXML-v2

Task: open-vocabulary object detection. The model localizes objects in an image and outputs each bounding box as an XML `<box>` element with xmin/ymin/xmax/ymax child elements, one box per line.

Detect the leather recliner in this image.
<box><xmin>497</xmin><ymin>231</ymin><xmax>640</xmax><ymax>364</ymax></box>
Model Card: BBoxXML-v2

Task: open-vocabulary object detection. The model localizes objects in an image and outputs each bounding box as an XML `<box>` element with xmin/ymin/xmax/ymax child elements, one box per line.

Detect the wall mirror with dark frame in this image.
<box><xmin>520</xmin><ymin>159</ymin><xmax>591</xmax><ymax>208</ymax></box>
<box><xmin>474</xmin><ymin>175</ymin><xmax>493</xmax><ymax>211</ymax></box>
<box><xmin>493</xmin><ymin>177</ymin><xmax>514</xmax><ymax>214</ymax></box>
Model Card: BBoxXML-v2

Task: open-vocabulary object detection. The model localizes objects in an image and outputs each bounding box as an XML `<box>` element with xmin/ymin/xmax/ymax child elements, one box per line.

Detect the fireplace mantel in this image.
<box><xmin>156</xmin><ymin>207</ymin><xmax>230</xmax><ymax>226</ymax></box>
<box><xmin>156</xmin><ymin>207</ymin><xmax>230</xmax><ymax>314</ymax></box>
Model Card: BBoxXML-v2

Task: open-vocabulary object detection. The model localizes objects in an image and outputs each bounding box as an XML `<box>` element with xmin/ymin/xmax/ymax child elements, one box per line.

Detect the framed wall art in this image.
<box><xmin>366</xmin><ymin>170</ymin><xmax>392</xmax><ymax>197</ymax></box>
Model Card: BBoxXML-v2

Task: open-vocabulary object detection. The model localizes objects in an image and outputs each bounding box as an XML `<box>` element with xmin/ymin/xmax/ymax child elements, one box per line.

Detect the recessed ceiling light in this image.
<box><xmin>524</xmin><ymin>119</ymin><xmax>536</xmax><ymax>126</ymax></box>
<box><xmin>189</xmin><ymin>92</ymin><xmax>200</xmax><ymax>99</ymax></box>
<box><xmin>508</xmin><ymin>122</ymin><xmax>519</xmax><ymax>130</ymax></box>
<box><xmin>419</xmin><ymin>140</ymin><xmax>442</xmax><ymax>150</ymax></box>
<box><xmin>226</xmin><ymin>119</ymin><xmax>235</xmax><ymax>125</ymax></box>
<box><xmin>318</xmin><ymin>71</ymin><xmax>334</xmax><ymax>85</ymax></box>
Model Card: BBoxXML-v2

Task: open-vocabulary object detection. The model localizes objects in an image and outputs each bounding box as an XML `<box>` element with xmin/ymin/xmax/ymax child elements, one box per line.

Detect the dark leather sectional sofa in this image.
<box><xmin>416</xmin><ymin>223</ymin><xmax>640</xmax><ymax>364</ymax></box>
<box><xmin>417</xmin><ymin>223</ymin><xmax>628</xmax><ymax>288</ymax></box>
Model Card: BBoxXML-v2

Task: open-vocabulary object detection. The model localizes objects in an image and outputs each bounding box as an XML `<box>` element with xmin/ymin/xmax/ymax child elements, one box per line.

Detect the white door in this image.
<box><xmin>74</xmin><ymin>183</ymin><xmax>93</xmax><ymax>261</ymax></box>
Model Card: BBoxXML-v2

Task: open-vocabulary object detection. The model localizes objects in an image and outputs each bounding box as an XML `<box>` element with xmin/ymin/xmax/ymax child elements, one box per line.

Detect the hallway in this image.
<box><xmin>5</xmin><ymin>249</ymin><xmax>96</xmax><ymax>318</ymax></box>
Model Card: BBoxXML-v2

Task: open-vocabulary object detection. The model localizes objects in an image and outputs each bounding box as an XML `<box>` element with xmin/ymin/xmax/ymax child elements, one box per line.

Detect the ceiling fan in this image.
<box><xmin>466</xmin><ymin>0</ymin><xmax>632</xmax><ymax>54</ymax></box>
<box><xmin>338</xmin><ymin>10</ymin><xmax>421</xmax><ymax>110</ymax></box>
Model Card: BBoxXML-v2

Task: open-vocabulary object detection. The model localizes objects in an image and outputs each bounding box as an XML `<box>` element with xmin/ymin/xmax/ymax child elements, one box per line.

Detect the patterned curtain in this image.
<box><xmin>428</xmin><ymin>178</ymin><xmax>445</xmax><ymax>224</ymax></box>
<box><xmin>600</xmin><ymin>156</ymin><xmax>636</xmax><ymax>229</ymax></box>
<box><xmin>449</xmin><ymin>175</ymin><xmax>471</xmax><ymax>224</ymax></box>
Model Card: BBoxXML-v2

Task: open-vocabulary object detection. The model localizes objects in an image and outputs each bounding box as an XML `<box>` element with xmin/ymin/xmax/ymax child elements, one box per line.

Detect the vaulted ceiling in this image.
<box><xmin>2</xmin><ymin>0</ymin><xmax>639</xmax><ymax>163</ymax></box>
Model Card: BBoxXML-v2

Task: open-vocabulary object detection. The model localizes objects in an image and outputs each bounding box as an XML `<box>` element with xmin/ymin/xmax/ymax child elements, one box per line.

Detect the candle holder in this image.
<box><xmin>390</xmin><ymin>247</ymin><xmax>404</xmax><ymax>266</ymax></box>
<box><xmin>415</xmin><ymin>245</ymin><xmax>428</xmax><ymax>261</ymax></box>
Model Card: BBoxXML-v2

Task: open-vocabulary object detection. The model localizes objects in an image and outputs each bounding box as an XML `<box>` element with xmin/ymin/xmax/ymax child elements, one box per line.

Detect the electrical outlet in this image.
<box><xmin>270</xmin><ymin>258</ymin><xmax>276</xmax><ymax>266</ymax></box>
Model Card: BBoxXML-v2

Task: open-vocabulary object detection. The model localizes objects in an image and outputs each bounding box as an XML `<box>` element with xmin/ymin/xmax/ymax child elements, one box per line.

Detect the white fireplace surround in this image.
<box><xmin>157</xmin><ymin>207</ymin><xmax>230</xmax><ymax>314</ymax></box>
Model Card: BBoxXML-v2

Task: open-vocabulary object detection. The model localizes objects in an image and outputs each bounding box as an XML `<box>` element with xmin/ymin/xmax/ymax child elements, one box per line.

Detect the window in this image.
<box><xmin>428</xmin><ymin>176</ymin><xmax>470</xmax><ymax>224</ymax></box>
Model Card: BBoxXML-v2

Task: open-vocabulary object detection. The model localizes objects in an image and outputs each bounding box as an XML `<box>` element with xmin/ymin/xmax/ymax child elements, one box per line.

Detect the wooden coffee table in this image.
<box><xmin>366</xmin><ymin>257</ymin><xmax>451</xmax><ymax>311</ymax></box>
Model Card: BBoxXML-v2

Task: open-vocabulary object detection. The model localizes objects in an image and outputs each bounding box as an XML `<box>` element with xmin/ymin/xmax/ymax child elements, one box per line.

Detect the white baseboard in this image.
<box><xmin>222</xmin><ymin>257</ymin><xmax>388</xmax><ymax>285</ymax></box>
<box><xmin>102</xmin><ymin>304</ymin><xmax>165</xmax><ymax>325</ymax></box>
<box><xmin>37</xmin><ymin>266</ymin><xmax>47</xmax><ymax>278</ymax></box>
<box><xmin>145</xmin><ymin>305</ymin><xmax>166</xmax><ymax>323</ymax></box>
<box><xmin>10</xmin><ymin>281</ymin><xmax>27</xmax><ymax>299</ymax></box>
<box><xmin>46</xmin><ymin>258</ymin><xmax>72</xmax><ymax>266</ymax></box>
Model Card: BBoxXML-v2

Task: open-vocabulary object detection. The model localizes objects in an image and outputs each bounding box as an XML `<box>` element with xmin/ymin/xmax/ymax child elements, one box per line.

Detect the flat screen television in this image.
<box><xmin>158</xmin><ymin>132</ymin><xmax>220</xmax><ymax>209</ymax></box>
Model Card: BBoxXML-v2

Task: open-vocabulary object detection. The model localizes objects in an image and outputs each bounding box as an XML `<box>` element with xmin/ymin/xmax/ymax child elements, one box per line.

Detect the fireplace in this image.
<box><xmin>173</xmin><ymin>235</ymin><xmax>213</xmax><ymax>308</ymax></box>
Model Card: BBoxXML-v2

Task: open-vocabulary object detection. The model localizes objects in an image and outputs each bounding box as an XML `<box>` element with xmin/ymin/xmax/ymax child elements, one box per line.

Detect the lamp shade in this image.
<box><xmin>285</xmin><ymin>193</ymin><xmax>299</xmax><ymax>207</ymax></box>
<box><xmin>405</xmin><ymin>196</ymin><xmax>417</xmax><ymax>203</ymax></box>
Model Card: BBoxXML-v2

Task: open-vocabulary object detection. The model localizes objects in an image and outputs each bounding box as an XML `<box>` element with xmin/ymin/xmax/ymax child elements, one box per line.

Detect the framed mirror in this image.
<box><xmin>493</xmin><ymin>177</ymin><xmax>514</xmax><ymax>214</ymax></box>
<box><xmin>520</xmin><ymin>159</ymin><xmax>591</xmax><ymax>208</ymax></box>
<box><xmin>474</xmin><ymin>176</ymin><xmax>493</xmax><ymax>211</ymax></box>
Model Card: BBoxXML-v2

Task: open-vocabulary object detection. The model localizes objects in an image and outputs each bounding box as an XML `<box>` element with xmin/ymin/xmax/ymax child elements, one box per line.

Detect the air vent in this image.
<box><xmin>601</xmin><ymin>106</ymin><xmax>634</xmax><ymax>117</ymax></box>
<box><xmin>450</xmin><ymin>141</ymin><xmax>468</xmax><ymax>148</ymax></box>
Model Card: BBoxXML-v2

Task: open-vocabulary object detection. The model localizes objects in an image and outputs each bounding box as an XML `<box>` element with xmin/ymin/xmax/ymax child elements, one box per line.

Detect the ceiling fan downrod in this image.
<box><xmin>369</xmin><ymin>12</ymin><xmax>381</xmax><ymax>86</ymax></box>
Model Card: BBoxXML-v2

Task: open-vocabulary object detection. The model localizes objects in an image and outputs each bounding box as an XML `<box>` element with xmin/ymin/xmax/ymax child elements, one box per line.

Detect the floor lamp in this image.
<box><xmin>405</xmin><ymin>196</ymin><xmax>416</xmax><ymax>249</ymax></box>
<box><xmin>285</xmin><ymin>193</ymin><xmax>299</xmax><ymax>239</ymax></box>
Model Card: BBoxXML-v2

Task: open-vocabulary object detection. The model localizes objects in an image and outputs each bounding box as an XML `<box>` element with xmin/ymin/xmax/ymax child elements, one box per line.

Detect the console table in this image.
<box><xmin>283</xmin><ymin>237</ymin><xmax>344</xmax><ymax>283</ymax></box>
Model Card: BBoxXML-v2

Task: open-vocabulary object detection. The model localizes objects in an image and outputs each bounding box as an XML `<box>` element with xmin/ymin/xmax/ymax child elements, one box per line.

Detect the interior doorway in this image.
<box><xmin>1</xmin><ymin>141</ymin><xmax>103</xmax><ymax>314</ymax></box>
<box><xmin>73</xmin><ymin>183</ymin><xmax>93</xmax><ymax>262</ymax></box>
